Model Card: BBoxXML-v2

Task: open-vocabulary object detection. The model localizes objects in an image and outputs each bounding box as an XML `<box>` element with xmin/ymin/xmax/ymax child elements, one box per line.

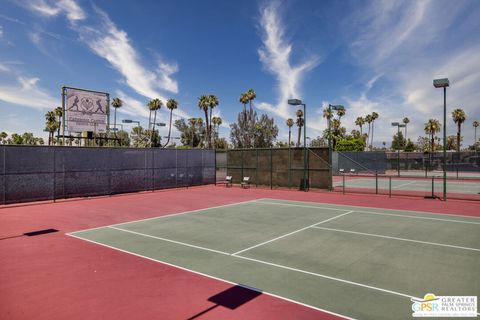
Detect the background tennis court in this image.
<box><xmin>68</xmin><ymin>198</ymin><xmax>480</xmax><ymax>320</ymax></box>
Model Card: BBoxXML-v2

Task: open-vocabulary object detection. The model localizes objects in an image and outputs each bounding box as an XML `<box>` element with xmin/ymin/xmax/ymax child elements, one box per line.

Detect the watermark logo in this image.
<box><xmin>412</xmin><ymin>293</ymin><xmax>477</xmax><ymax>317</ymax></box>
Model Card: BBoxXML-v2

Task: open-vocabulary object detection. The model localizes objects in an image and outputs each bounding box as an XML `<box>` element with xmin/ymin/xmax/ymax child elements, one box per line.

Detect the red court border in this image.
<box><xmin>1</xmin><ymin>185</ymin><xmax>479</xmax><ymax>320</ymax></box>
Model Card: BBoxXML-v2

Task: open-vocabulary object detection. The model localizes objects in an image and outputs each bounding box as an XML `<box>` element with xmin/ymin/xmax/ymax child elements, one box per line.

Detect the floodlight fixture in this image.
<box><xmin>433</xmin><ymin>78</ymin><xmax>449</xmax><ymax>88</ymax></box>
<box><xmin>287</xmin><ymin>99</ymin><xmax>303</xmax><ymax>106</ymax></box>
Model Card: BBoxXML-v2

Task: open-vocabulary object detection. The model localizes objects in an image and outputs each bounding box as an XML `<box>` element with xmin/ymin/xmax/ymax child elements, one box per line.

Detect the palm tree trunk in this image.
<box><xmin>57</xmin><ymin>116</ymin><xmax>61</xmax><ymax>145</ymax></box>
<box><xmin>148</xmin><ymin>110</ymin><xmax>152</xmax><ymax>131</ymax></box>
<box><xmin>249</xmin><ymin>100</ymin><xmax>252</xmax><ymax>114</ymax></box>
<box><xmin>297</xmin><ymin>126</ymin><xmax>301</xmax><ymax>147</ymax></box>
<box><xmin>165</xmin><ymin>110</ymin><xmax>173</xmax><ymax>148</ymax></box>
<box><xmin>370</xmin><ymin>121</ymin><xmax>374</xmax><ymax>150</ymax></box>
<box><xmin>431</xmin><ymin>134</ymin><xmax>434</xmax><ymax>153</ymax></box>
<box><xmin>457</xmin><ymin>123</ymin><xmax>461</xmax><ymax>152</ymax></box>
<box><xmin>151</xmin><ymin>110</ymin><xmax>157</xmax><ymax>147</ymax></box>
<box><xmin>404</xmin><ymin>125</ymin><xmax>407</xmax><ymax>142</ymax></box>
<box><xmin>288</xmin><ymin>129</ymin><xmax>291</xmax><ymax>146</ymax></box>
<box><xmin>204</xmin><ymin>109</ymin><xmax>209</xmax><ymax>148</ymax></box>
<box><xmin>359</xmin><ymin>125</ymin><xmax>362</xmax><ymax>135</ymax></box>
<box><xmin>209</xmin><ymin>107</ymin><xmax>213</xmax><ymax>148</ymax></box>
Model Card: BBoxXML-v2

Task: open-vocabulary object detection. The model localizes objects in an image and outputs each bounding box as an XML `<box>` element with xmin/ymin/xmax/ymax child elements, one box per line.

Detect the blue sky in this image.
<box><xmin>1</xmin><ymin>0</ymin><xmax>479</xmax><ymax>146</ymax></box>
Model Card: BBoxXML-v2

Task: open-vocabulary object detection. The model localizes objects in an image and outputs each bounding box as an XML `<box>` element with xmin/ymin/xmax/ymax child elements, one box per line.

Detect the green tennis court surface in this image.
<box><xmin>68</xmin><ymin>199</ymin><xmax>480</xmax><ymax>319</ymax></box>
<box><xmin>334</xmin><ymin>177</ymin><xmax>480</xmax><ymax>195</ymax></box>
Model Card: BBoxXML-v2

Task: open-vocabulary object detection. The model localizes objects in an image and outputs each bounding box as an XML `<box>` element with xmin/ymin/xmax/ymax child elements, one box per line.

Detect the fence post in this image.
<box><xmin>152</xmin><ymin>149</ymin><xmax>156</xmax><ymax>192</ymax></box>
<box><xmin>3</xmin><ymin>146</ymin><xmax>6</xmax><ymax>204</ymax></box>
<box><xmin>375</xmin><ymin>172</ymin><xmax>378</xmax><ymax>194</ymax></box>
<box><xmin>431</xmin><ymin>176</ymin><xmax>435</xmax><ymax>199</ymax></box>
<box><xmin>342</xmin><ymin>174</ymin><xmax>345</xmax><ymax>195</ymax></box>
<box><xmin>255</xmin><ymin>149</ymin><xmax>258</xmax><ymax>188</ymax></box>
<box><xmin>241</xmin><ymin>149</ymin><xmax>244</xmax><ymax>183</ymax></box>
<box><xmin>456</xmin><ymin>167</ymin><xmax>459</xmax><ymax>179</ymax></box>
<box><xmin>288</xmin><ymin>147</ymin><xmax>291</xmax><ymax>189</ymax></box>
<box><xmin>270</xmin><ymin>148</ymin><xmax>273</xmax><ymax>189</ymax></box>
<box><xmin>108</xmin><ymin>149</ymin><xmax>112</xmax><ymax>196</ymax></box>
<box><xmin>53</xmin><ymin>146</ymin><xmax>56</xmax><ymax>203</ymax></box>
<box><xmin>389</xmin><ymin>176</ymin><xmax>392</xmax><ymax>198</ymax></box>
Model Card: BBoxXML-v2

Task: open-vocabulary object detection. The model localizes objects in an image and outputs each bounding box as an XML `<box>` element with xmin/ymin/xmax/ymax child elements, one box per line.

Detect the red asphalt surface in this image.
<box><xmin>1</xmin><ymin>185</ymin><xmax>479</xmax><ymax>320</ymax></box>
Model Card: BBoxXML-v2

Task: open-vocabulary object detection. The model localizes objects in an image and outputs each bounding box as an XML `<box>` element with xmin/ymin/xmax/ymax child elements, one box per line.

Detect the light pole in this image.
<box><xmin>433</xmin><ymin>78</ymin><xmax>449</xmax><ymax>201</ymax></box>
<box><xmin>122</xmin><ymin>119</ymin><xmax>140</xmax><ymax>127</ymax></box>
<box><xmin>288</xmin><ymin>99</ymin><xmax>307</xmax><ymax>191</ymax></box>
<box><xmin>392</xmin><ymin>122</ymin><xmax>406</xmax><ymax>177</ymax></box>
<box><xmin>328</xmin><ymin>104</ymin><xmax>345</xmax><ymax>190</ymax></box>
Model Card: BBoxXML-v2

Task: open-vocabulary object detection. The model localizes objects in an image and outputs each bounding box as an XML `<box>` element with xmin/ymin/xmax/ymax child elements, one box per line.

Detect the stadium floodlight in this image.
<box><xmin>433</xmin><ymin>78</ymin><xmax>449</xmax><ymax>88</ymax></box>
<box><xmin>287</xmin><ymin>99</ymin><xmax>303</xmax><ymax>106</ymax></box>
<box><xmin>288</xmin><ymin>98</ymin><xmax>307</xmax><ymax>191</ymax></box>
<box><xmin>433</xmin><ymin>77</ymin><xmax>449</xmax><ymax>201</ymax></box>
<box><xmin>122</xmin><ymin>119</ymin><xmax>133</xmax><ymax>123</ymax></box>
<box><xmin>155</xmin><ymin>123</ymin><xmax>166</xmax><ymax>127</ymax></box>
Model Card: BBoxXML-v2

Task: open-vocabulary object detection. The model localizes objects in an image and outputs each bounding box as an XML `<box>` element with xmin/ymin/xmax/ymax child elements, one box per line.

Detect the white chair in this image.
<box><xmin>241</xmin><ymin>176</ymin><xmax>250</xmax><ymax>189</ymax></box>
<box><xmin>225</xmin><ymin>176</ymin><xmax>233</xmax><ymax>187</ymax></box>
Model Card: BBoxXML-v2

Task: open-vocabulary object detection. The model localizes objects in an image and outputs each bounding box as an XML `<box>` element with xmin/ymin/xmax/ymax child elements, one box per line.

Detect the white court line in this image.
<box><xmin>108</xmin><ymin>226</ymin><xmax>231</xmax><ymax>256</ymax></box>
<box><xmin>391</xmin><ymin>180</ymin><xmax>418</xmax><ymax>189</ymax></box>
<box><xmin>232</xmin><ymin>211</ymin><xmax>354</xmax><ymax>256</ymax></box>
<box><xmin>68</xmin><ymin>199</ymin><xmax>261</xmax><ymax>235</ymax></box>
<box><xmin>311</xmin><ymin>226</ymin><xmax>480</xmax><ymax>252</ymax></box>
<box><xmin>66</xmin><ymin>233</ymin><xmax>357</xmax><ymax>320</ymax></box>
<box><xmin>258</xmin><ymin>198</ymin><xmax>480</xmax><ymax>220</ymax></box>
<box><xmin>257</xmin><ymin>200</ymin><xmax>480</xmax><ymax>225</ymax></box>
<box><xmin>232</xmin><ymin>254</ymin><xmax>420</xmax><ymax>301</ymax></box>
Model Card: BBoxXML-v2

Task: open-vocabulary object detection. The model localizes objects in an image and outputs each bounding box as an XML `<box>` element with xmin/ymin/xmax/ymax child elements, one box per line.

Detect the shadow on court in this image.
<box><xmin>187</xmin><ymin>285</ymin><xmax>262</xmax><ymax>320</ymax></box>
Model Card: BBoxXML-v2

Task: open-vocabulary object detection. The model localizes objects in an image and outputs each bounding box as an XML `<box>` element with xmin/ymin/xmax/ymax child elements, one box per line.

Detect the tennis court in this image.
<box><xmin>334</xmin><ymin>175</ymin><xmax>480</xmax><ymax>200</ymax></box>
<box><xmin>68</xmin><ymin>198</ymin><xmax>480</xmax><ymax>320</ymax></box>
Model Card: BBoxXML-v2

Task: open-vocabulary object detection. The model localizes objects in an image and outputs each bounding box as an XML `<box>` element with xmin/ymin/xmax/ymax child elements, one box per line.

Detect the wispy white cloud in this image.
<box><xmin>75</xmin><ymin>5</ymin><xmax>179</xmax><ymax>100</ymax></box>
<box><xmin>0</xmin><ymin>76</ymin><xmax>57</xmax><ymax>109</ymax></box>
<box><xmin>23</xmin><ymin>0</ymin><xmax>85</xmax><ymax>23</ymax></box>
<box><xmin>256</xmin><ymin>1</ymin><xmax>320</xmax><ymax>127</ymax></box>
<box><xmin>342</xmin><ymin>0</ymin><xmax>480</xmax><ymax>146</ymax></box>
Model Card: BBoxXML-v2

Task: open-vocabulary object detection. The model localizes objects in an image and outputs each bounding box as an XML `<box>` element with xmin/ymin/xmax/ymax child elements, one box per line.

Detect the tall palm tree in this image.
<box><xmin>164</xmin><ymin>98</ymin><xmax>178</xmax><ymax>147</ymax></box>
<box><xmin>296</xmin><ymin>109</ymin><xmax>304</xmax><ymax>147</ymax></box>
<box><xmin>365</xmin><ymin>114</ymin><xmax>373</xmax><ymax>150</ymax></box>
<box><xmin>45</xmin><ymin>111</ymin><xmax>58</xmax><ymax>146</ymax></box>
<box><xmin>246</xmin><ymin>89</ymin><xmax>256</xmax><ymax>113</ymax></box>
<box><xmin>54</xmin><ymin>106</ymin><xmax>63</xmax><ymax>144</ymax></box>
<box><xmin>111</xmin><ymin>97</ymin><xmax>123</xmax><ymax>133</ymax></box>
<box><xmin>239</xmin><ymin>93</ymin><xmax>249</xmax><ymax>121</ymax></box>
<box><xmin>355</xmin><ymin>117</ymin><xmax>365</xmax><ymax>135</ymax></box>
<box><xmin>424</xmin><ymin>119</ymin><xmax>441</xmax><ymax>153</ymax></box>
<box><xmin>212</xmin><ymin>116</ymin><xmax>222</xmax><ymax>147</ymax></box>
<box><xmin>403</xmin><ymin>117</ymin><xmax>410</xmax><ymax>141</ymax></box>
<box><xmin>147</xmin><ymin>98</ymin><xmax>163</xmax><ymax>147</ymax></box>
<box><xmin>286</xmin><ymin>118</ymin><xmax>294</xmax><ymax>146</ymax></box>
<box><xmin>370</xmin><ymin>112</ymin><xmax>379</xmax><ymax>150</ymax></box>
<box><xmin>337</xmin><ymin>108</ymin><xmax>346</xmax><ymax>122</ymax></box>
<box><xmin>451</xmin><ymin>108</ymin><xmax>466</xmax><ymax>152</ymax></box>
<box><xmin>197</xmin><ymin>95</ymin><xmax>209</xmax><ymax>148</ymax></box>
<box><xmin>207</xmin><ymin>95</ymin><xmax>219</xmax><ymax>148</ymax></box>
<box><xmin>473</xmin><ymin>120</ymin><xmax>479</xmax><ymax>152</ymax></box>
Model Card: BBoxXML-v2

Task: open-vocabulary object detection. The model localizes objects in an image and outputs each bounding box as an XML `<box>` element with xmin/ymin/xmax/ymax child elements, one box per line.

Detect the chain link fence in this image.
<box><xmin>1</xmin><ymin>146</ymin><xmax>215</xmax><ymax>205</ymax></box>
<box><xmin>216</xmin><ymin>148</ymin><xmax>330</xmax><ymax>190</ymax></box>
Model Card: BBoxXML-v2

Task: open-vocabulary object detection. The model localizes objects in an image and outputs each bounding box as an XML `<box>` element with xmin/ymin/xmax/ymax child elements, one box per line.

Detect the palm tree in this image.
<box><xmin>147</xmin><ymin>98</ymin><xmax>163</xmax><ymax>147</ymax></box>
<box><xmin>198</xmin><ymin>95</ymin><xmax>209</xmax><ymax>148</ymax></box>
<box><xmin>54</xmin><ymin>106</ymin><xmax>63</xmax><ymax>144</ymax></box>
<box><xmin>337</xmin><ymin>108</ymin><xmax>345</xmax><ymax>122</ymax></box>
<box><xmin>370</xmin><ymin>112</ymin><xmax>379</xmax><ymax>150</ymax></box>
<box><xmin>246</xmin><ymin>89</ymin><xmax>256</xmax><ymax>113</ymax></box>
<box><xmin>296</xmin><ymin>109</ymin><xmax>304</xmax><ymax>147</ymax></box>
<box><xmin>45</xmin><ymin>111</ymin><xmax>58</xmax><ymax>146</ymax></box>
<box><xmin>403</xmin><ymin>117</ymin><xmax>410</xmax><ymax>141</ymax></box>
<box><xmin>164</xmin><ymin>98</ymin><xmax>178</xmax><ymax>147</ymax></box>
<box><xmin>473</xmin><ymin>120</ymin><xmax>479</xmax><ymax>152</ymax></box>
<box><xmin>212</xmin><ymin>116</ymin><xmax>222</xmax><ymax>147</ymax></box>
<box><xmin>355</xmin><ymin>117</ymin><xmax>365</xmax><ymax>135</ymax></box>
<box><xmin>207</xmin><ymin>95</ymin><xmax>219</xmax><ymax>148</ymax></box>
<box><xmin>239</xmin><ymin>93</ymin><xmax>249</xmax><ymax>121</ymax></box>
<box><xmin>424</xmin><ymin>119</ymin><xmax>441</xmax><ymax>153</ymax></box>
<box><xmin>323</xmin><ymin>108</ymin><xmax>333</xmax><ymax>125</ymax></box>
<box><xmin>188</xmin><ymin>118</ymin><xmax>197</xmax><ymax>147</ymax></box>
<box><xmin>451</xmin><ymin>108</ymin><xmax>466</xmax><ymax>152</ymax></box>
<box><xmin>111</xmin><ymin>97</ymin><xmax>123</xmax><ymax>133</ymax></box>
<box><xmin>286</xmin><ymin>118</ymin><xmax>294</xmax><ymax>146</ymax></box>
<box><xmin>365</xmin><ymin>114</ymin><xmax>373</xmax><ymax>150</ymax></box>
